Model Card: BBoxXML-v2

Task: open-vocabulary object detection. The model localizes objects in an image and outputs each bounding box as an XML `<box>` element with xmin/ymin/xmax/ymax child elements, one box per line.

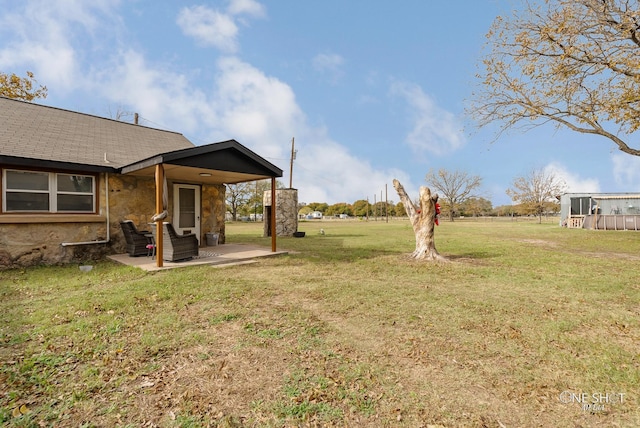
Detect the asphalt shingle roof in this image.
<box><xmin>0</xmin><ymin>97</ymin><xmax>194</xmax><ymax>170</ymax></box>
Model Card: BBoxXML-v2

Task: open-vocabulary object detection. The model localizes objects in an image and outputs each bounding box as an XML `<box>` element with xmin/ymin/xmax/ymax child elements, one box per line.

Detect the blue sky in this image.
<box><xmin>2</xmin><ymin>0</ymin><xmax>639</xmax><ymax>207</ymax></box>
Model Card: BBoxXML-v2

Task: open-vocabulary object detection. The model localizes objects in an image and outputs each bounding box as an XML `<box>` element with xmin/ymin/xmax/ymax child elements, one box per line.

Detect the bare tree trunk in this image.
<box><xmin>393</xmin><ymin>179</ymin><xmax>446</xmax><ymax>262</ymax></box>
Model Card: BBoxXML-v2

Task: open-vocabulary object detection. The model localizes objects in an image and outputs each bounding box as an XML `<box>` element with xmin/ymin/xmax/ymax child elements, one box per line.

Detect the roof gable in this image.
<box><xmin>122</xmin><ymin>139</ymin><xmax>283</xmax><ymax>183</ymax></box>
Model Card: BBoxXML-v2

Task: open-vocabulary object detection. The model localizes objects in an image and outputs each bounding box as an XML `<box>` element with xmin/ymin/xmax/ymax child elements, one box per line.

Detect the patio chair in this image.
<box><xmin>119</xmin><ymin>220</ymin><xmax>152</xmax><ymax>257</ymax></box>
<box><xmin>156</xmin><ymin>222</ymin><xmax>199</xmax><ymax>261</ymax></box>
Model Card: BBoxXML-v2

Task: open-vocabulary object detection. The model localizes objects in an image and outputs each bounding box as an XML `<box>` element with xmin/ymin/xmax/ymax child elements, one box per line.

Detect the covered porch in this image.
<box><xmin>119</xmin><ymin>140</ymin><xmax>283</xmax><ymax>267</ymax></box>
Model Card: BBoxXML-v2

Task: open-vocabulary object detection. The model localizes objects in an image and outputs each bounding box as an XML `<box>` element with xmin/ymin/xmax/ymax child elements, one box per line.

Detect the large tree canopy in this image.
<box><xmin>425</xmin><ymin>169</ymin><xmax>482</xmax><ymax>221</ymax></box>
<box><xmin>0</xmin><ymin>71</ymin><xmax>47</xmax><ymax>101</ymax></box>
<box><xmin>506</xmin><ymin>168</ymin><xmax>567</xmax><ymax>223</ymax></box>
<box><xmin>470</xmin><ymin>0</ymin><xmax>640</xmax><ymax>157</ymax></box>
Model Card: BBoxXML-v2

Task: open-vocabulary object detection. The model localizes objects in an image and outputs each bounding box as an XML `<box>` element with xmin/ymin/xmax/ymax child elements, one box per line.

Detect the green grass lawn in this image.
<box><xmin>1</xmin><ymin>219</ymin><xmax>639</xmax><ymax>427</ymax></box>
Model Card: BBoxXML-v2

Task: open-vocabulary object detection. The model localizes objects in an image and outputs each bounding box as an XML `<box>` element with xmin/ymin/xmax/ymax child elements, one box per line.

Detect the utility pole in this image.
<box><xmin>289</xmin><ymin>137</ymin><xmax>296</xmax><ymax>188</ymax></box>
<box><xmin>366</xmin><ymin>197</ymin><xmax>369</xmax><ymax>221</ymax></box>
<box><xmin>374</xmin><ymin>194</ymin><xmax>377</xmax><ymax>221</ymax></box>
<box><xmin>385</xmin><ymin>184</ymin><xmax>388</xmax><ymax>223</ymax></box>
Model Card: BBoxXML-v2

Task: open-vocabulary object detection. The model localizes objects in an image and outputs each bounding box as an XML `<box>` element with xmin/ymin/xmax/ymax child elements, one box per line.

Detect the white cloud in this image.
<box><xmin>212</xmin><ymin>57</ymin><xmax>304</xmax><ymax>154</ymax></box>
<box><xmin>543</xmin><ymin>162</ymin><xmax>600</xmax><ymax>193</ymax></box>
<box><xmin>96</xmin><ymin>50</ymin><xmax>213</xmax><ymax>134</ymax></box>
<box><xmin>312</xmin><ymin>52</ymin><xmax>345</xmax><ymax>82</ymax></box>
<box><xmin>177</xmin><ymin>1</ymin><xmax>266</xmax><ymax>53</ymax></box>
<box><xmin>612</xmin><ymin>153</ymin><xmax>640</xmax><ymax>189</ymax></box>
<box><xmin>291</xmin><ymin>131</ymin><xmax>415</xmax><ymax>204</ymax></box>
<box><xmin>389</xmin><ymin>81</ymin><xmax>465</xmax><ymax>156</ymax></box>
<box><xmin>177</xmin><ymin>6</ymin><xmax>239</xmax><ymax>52</ymax></box>
<box><xmin>227</xmin><ymin>0</ymin><xmax>266</xmax><ymax>18</ymax></box>
<box><xmin>209</xmin><ymin>57</ymin><xmax>414</xmax><ymax>204</ymax></box>
<box><xmin>0</xmin><ymin>0</ymin><xmax>120</xmax><ymax>93</ymax></box>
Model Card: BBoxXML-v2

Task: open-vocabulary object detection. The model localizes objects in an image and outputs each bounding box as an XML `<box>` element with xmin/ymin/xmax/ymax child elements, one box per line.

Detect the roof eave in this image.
<box><xmin>0</xmin><ymin>155</ymin><xmax>117</xmax><ymax>173</ymax></box>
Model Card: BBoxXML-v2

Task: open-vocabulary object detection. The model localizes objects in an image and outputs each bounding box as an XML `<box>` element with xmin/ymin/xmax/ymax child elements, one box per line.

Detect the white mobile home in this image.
<box><xmin>560</xmin><ymin>193</ymin><xmax>640</xmax><ymax>230</ymax></box>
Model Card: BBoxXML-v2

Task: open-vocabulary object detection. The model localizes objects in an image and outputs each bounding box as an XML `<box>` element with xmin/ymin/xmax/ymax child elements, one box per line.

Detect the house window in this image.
<box><xmin>3</xmin><ymin>169</ymin><xmax>95</xmax><ymax>213</ymax></box>
<box><xmin>570</xmin><ymin>197</ymin><xmax>591</xmax><ymax>216</ymax></box>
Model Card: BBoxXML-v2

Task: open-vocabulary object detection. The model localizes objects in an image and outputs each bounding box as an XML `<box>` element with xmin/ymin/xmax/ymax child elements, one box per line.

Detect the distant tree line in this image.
<box><xmin>226</xmin><ymin>186</ymin><xmax>560</xmax><ymax>222</ymax></box>
<box><xmin>227</xmin><ymin>169</ymin><xmax>564</xmax><ymax>221</ymax></box>
<box><xmin>297</xmin><ymin>200</ymin><xmax>407</xmax><ymax>218</ymax></box>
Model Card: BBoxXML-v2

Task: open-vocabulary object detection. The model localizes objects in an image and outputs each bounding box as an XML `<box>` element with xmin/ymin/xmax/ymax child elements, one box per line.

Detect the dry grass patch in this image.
<box><xmin>1</xmin><ymin>219</ymin><xmax>639</xmax><ymax>427</ymax></box>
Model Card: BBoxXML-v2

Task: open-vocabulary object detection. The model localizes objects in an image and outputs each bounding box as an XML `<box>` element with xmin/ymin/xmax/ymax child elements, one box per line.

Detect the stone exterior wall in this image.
<box><xmin>202</xmin><ymin>184</ymin><xmax>226</xmax><ymax>244</ymax></box>
<box><xmin>108</xmin><ymin>173</ymin><xmax>157</xmax><ymax>249</ymax></box>
<box><xmin>0</xmin><ymin>173</ymin><xmax>226</xmax><ymax>268</ymax></box>
<box><xmin>263</xmin><ymin>188</ymin><xmax>298</xmax><ymax>237</ymax></box>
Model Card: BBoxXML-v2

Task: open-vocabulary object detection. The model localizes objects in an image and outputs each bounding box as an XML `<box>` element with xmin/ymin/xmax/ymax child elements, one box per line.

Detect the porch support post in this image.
<box><xmin>155</xmin><ymin>164</ymin><xmax>164</xmax><ymax>267</ymax></box>
<box><xmin>271</xmin><ymin>177</ymin><xmax>277</xmax><ymax>252</ymax></box>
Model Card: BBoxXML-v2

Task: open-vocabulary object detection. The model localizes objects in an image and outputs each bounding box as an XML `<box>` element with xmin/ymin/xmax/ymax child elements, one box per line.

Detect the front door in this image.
<box><xmin>173</xmin><ymin>184</ymin><xmax>201</xmax><ymax>244</ymax></box>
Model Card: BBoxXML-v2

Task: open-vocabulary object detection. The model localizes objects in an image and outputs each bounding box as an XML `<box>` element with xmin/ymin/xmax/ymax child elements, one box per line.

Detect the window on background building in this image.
<box><xmin>570</xmin><ymin>197</ymin><xmax>591</xmax><ymax>216</ymax></box>
<box><xmin>3</xmin><ymin>169</ymin><xmax>95</xmax><ymax>213</ymax></box>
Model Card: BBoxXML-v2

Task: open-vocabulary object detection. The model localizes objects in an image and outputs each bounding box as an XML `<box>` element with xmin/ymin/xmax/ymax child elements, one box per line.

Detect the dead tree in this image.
<box><xmin>393</xmin><ymin>179</ymin><xmax>446</xmax><ymax>262</ymax></box>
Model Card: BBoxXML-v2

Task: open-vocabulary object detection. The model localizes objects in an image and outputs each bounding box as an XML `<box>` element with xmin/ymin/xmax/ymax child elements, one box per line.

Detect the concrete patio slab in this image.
<box><xmin>108</xmin><ymin>243</ymin><xmax>287</xmax><ymax>271</ymax></box>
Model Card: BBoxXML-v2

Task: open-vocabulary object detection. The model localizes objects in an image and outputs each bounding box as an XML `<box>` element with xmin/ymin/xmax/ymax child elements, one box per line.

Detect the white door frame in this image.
<box><xmin>173</xmin><ymin>183</ymin><xmax>201</xmax><ymax>243</ymax></box>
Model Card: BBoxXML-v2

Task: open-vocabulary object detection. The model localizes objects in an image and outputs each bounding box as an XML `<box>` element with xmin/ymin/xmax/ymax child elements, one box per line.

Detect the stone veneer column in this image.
<box><xmin>263</xmin><ymin>188</ymin><xmax>298</xmax><ymax>237</ymax></box>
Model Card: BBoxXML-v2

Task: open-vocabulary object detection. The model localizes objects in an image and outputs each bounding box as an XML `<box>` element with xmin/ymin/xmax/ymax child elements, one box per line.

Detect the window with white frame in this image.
<box><xmin>3</xmin><ymin>169</ymin><xmax>96</xmax><ymax>213</ymax></box>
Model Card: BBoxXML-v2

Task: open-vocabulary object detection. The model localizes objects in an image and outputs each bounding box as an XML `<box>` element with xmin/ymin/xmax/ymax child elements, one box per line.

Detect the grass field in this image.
<box><xmin>1</xmin><ymin>219</ymin><xmax>639</xmax><ymax>427</ymax></box>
